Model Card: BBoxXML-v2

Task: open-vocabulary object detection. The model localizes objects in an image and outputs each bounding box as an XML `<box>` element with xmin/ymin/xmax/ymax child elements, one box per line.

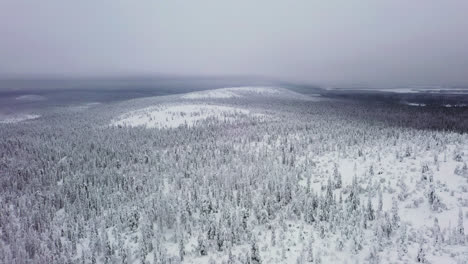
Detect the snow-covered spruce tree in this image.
<box><xmin>368</xmin><ymin>246</ymin><xmax>380</xmax><ymax>264</ymax></box>
<box><xmin>433</xmin><ymin>217</ymin><xmax>441</xmax><ymax>248</ymax></box>
<box><xmin>138</xmin><ymin>233</ymin><xmax>149</xmax><ymax>264</ymax></box>
<box><xmin>377</xmin><ymin>188</ymin><xmax>383</xmax><ymax>214</ymax></box>
<box><xmin>227</xmin><ymin>248</ymin><xmax>235</xmax><ymax>264</ymax></box>
<box><xmin>367</xmin><ymin>195</ymin><xmax>375</xmax><ymax>221</ymax></box>
<box><xmin>216</xmin><ymin>225</ymin><xmax>227</xmax><ymax>251</ymax></box>
<box><xmin>374</xmin><ymin>217</ymin><xmax>384</xmax><ymax>251</ymax></box>
<box><xmin>306</xmin><ymin>239</ymin><xmax>314</xmax><ymax>262</ymax></box>
<box><xmin>271</xmin><ymin>227</ymin><xmax>276</xmax><ymax>246</ymax></box>
<box><xmin>347</xmin><ymin>175</ymin><xmax>360</xmax><ymax>212</ymax></box>
<box><xmin>178</xmin><ymin>236</ymin><xmax>185</xmax><ymax>261</ymax></box>
<box><xmin>397</xmin><ymin>176</ymin><xmax>408</xmax><ymax>201</ymax></box>
<box><xmin>333</xmin><ymin>163</ymin><xmax>342</xmax><ymax>189</ymax></box>
<box><xmin>428</xmin><ymin>184</ymin><xmax>441</xmax><ymax>211</ymax></box>
<box><xmin>207</xmin><ymin>216</ymin><xmax>217</xmax><ymax>240</ymax></box>
<box><xmin>421</xmin><ymin>163</ymin><xmax>430</xmax><ymax>181</ymax></box>
<box><xmin>397</xmin><ymin>223</ymin><xmax>408</xmax><ymax>259</ymax></box>
<box><xmin>120</xmin><ymin>245</ymin><xmax>128</xmax><ymax>264</ymax></box>
<box><xmin>336</xmin><ymin>235</ymin><xmax>344</xmax><ymax>251</ymax></box>
<box><xmin>458</xmin><ymin>208</ymin><xmax>465</xmax><ymax>245</ymax></box>
<box><xmin>416</xmin><ymin>244</ymin><xmax>426</xmax><ymax>263</ymax></box>
<box><xmin>197</xmin><ymin>234</ymin><xmax>208</xmax><ymax>256</ymax></box>
<box><xmin>391</xmin><ymin>197</ymin><xmax>400</xmax><ymax>227</ymax></box>
<box><xmin>104</xmin><ymin>232</ymin><xmax>113</xmax><ymax>264</ymax></box>
<box><xmin>250</xmin><ymin>239</ymin><xmax>262</xmax><ymax>264</ymax></box>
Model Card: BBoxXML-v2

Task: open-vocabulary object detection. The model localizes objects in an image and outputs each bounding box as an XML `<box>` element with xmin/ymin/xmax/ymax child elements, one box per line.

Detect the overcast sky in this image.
<box><xmin>1</xmin><ymin>0</ymin><xmax>467</xmax><ymax>86</ymax></box>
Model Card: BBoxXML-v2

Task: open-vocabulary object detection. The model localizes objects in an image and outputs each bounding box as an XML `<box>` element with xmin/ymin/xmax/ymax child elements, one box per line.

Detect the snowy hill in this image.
<box><xmin>110</xmin><ymin>86</ymin><xmax>318</xmax><ymax>129</ymax></box>
<box><xmin>111</xmin><ymin>103</ymin><xmax>266</xmax><ymax>129</ymax></box>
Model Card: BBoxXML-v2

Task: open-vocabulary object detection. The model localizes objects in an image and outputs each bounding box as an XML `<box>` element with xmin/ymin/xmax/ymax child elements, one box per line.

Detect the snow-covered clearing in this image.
<box><xmin>111</xmin><ymin>103</ymin><xmax>265</xmax><ymax>129</ymax></box>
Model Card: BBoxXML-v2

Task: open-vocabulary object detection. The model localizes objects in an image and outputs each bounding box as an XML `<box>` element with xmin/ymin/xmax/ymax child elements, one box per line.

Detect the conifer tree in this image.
<box><xmin>391</xmin><ymin>197</ymin><xmax>400</xmax><ymax>227</ymax></box>
<box><xmin>433</xmin><ymin>217</ymin><xmax>441</xmax><ymax>248</ymax></box>
<box><xmin>178</xmin><ymin>236</ymin><xmax>185</xmax><ymax>261</ymax></box>
<box><xmin>458</xmin><ymin>208</ymin><xmax>465</xmax><ymax>245</ymax></box>
<box><xmin>367</xmin><ymin>196</ymin><xmax>375</xmax><ymax>221</ymax></box>
<box><xmin>198</xmin><ymin>234</ymin><xmax>208</xmax><ymax>256</ymax></box>
<box><xmin>250</xmin><ymin>239</ymin><xmax>261</xmax><ymax>264</ymax></box>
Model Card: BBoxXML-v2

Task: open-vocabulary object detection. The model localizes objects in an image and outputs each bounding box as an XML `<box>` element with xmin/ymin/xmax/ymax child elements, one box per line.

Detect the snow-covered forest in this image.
<box><xmin>1</xmin><ymin>87</ymin><xmax>467</xmax><ymax>263</ymax></box>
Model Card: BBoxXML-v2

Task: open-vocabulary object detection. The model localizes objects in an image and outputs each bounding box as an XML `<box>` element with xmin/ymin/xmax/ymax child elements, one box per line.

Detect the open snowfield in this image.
<box><xmin>0</xmin><ymin>113</ymin><xmax>40</xmax><ymax>123</ymax></box>
<box><xmin>111</xmin><ymin>103</ymin><xmax>265</xmax><ymax>129</ymax></box>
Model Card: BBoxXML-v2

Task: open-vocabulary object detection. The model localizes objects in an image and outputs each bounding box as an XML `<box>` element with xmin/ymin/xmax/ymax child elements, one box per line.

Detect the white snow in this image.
<box><xmin>181</xmin><ymin>86</ymin><xmax>284</xmax><ymax>99</ymax></box>
<box><xmin>6</xmin><ymin>86</ymin><xmax>467</xmax><ymax>264</ymax></box>
<box><xmin>67</xmin><ymin>102</ymin><xmax>101</xmax><ymax>111</ymax></box>
<box><xmin>0</xmin><ymin>114</ymin><xmax>40</xmax><ymax>124</ymax></box>
<box><xmin>15</xmin><ymin>94</ymin><xmax>46</xmax><ymax>101</ymax></box>
<box><xmin>403</xmin><ymin>102</ymin><xmax>426</xmax><ymax>107</ymax></box>
<box><xmin>443</xmin><ymin>104</ymin><xmax>468</xmax><ymax>108</ymax></box>
<box><xmin>182</xmin><ymin>89</ymin><xmax>241</xmax><ymax>99</ymax></box>
<box><xmin>111</xmin><ymin>103</ymin><xmax>264</xmax><ymax>129</ymax></box>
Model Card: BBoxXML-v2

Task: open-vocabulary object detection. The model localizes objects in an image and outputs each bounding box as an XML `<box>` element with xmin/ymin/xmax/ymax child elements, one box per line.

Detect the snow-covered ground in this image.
<box><xmin>111</xmin><ymin>103</ymin><xmax>265</xmax><ymax>129</ymax></box>
<box><xmin>403</xmin><ymin>102</ymin><xmax>427</xmax><ymax>107</ymax></box>
<box><xmin>0</xmin><ymin>113</ymin><xmax>40</xmax><ymax>123</ymax></box>
<box><xmin>182</xmin><ymin>89</ymin><xmax>241</xmax><ymax>99</ymax></box>
<box><xmin>215</xmin><ymin>131</ymin><xmax>468</xmax><ymax>264</ymax></box>
<box><xmin>107</xmin><ymin>88</ymin><xmax>468</xmax><ymax>263</ymax></box>
<box><xmin>111</xmin><ymin>87</ymin><xmax>302</xmax><ymax>129</ymax></box>
<box><xmin>15</xmin><ymin>94</ymin><xmax>47</xmax><ymax>101</ymax></box>
<box><xmin>443</xmin><ymin>104</ymin><xmax>468</xmax><ymax>108</ymax></box>
<box><xmin>2</xmin><ymin>86</ymin><xmax>467</xmax><ymax>264</ymax></box>
<box><xmin>66</xmin><ymin>102</ymin><xmax>101</xmax><ymax>111</ymax></box>
<box><xmin>182</xmin><ymin>86</ymin><xmax>300</xmax><ymax>99</ymax></box>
